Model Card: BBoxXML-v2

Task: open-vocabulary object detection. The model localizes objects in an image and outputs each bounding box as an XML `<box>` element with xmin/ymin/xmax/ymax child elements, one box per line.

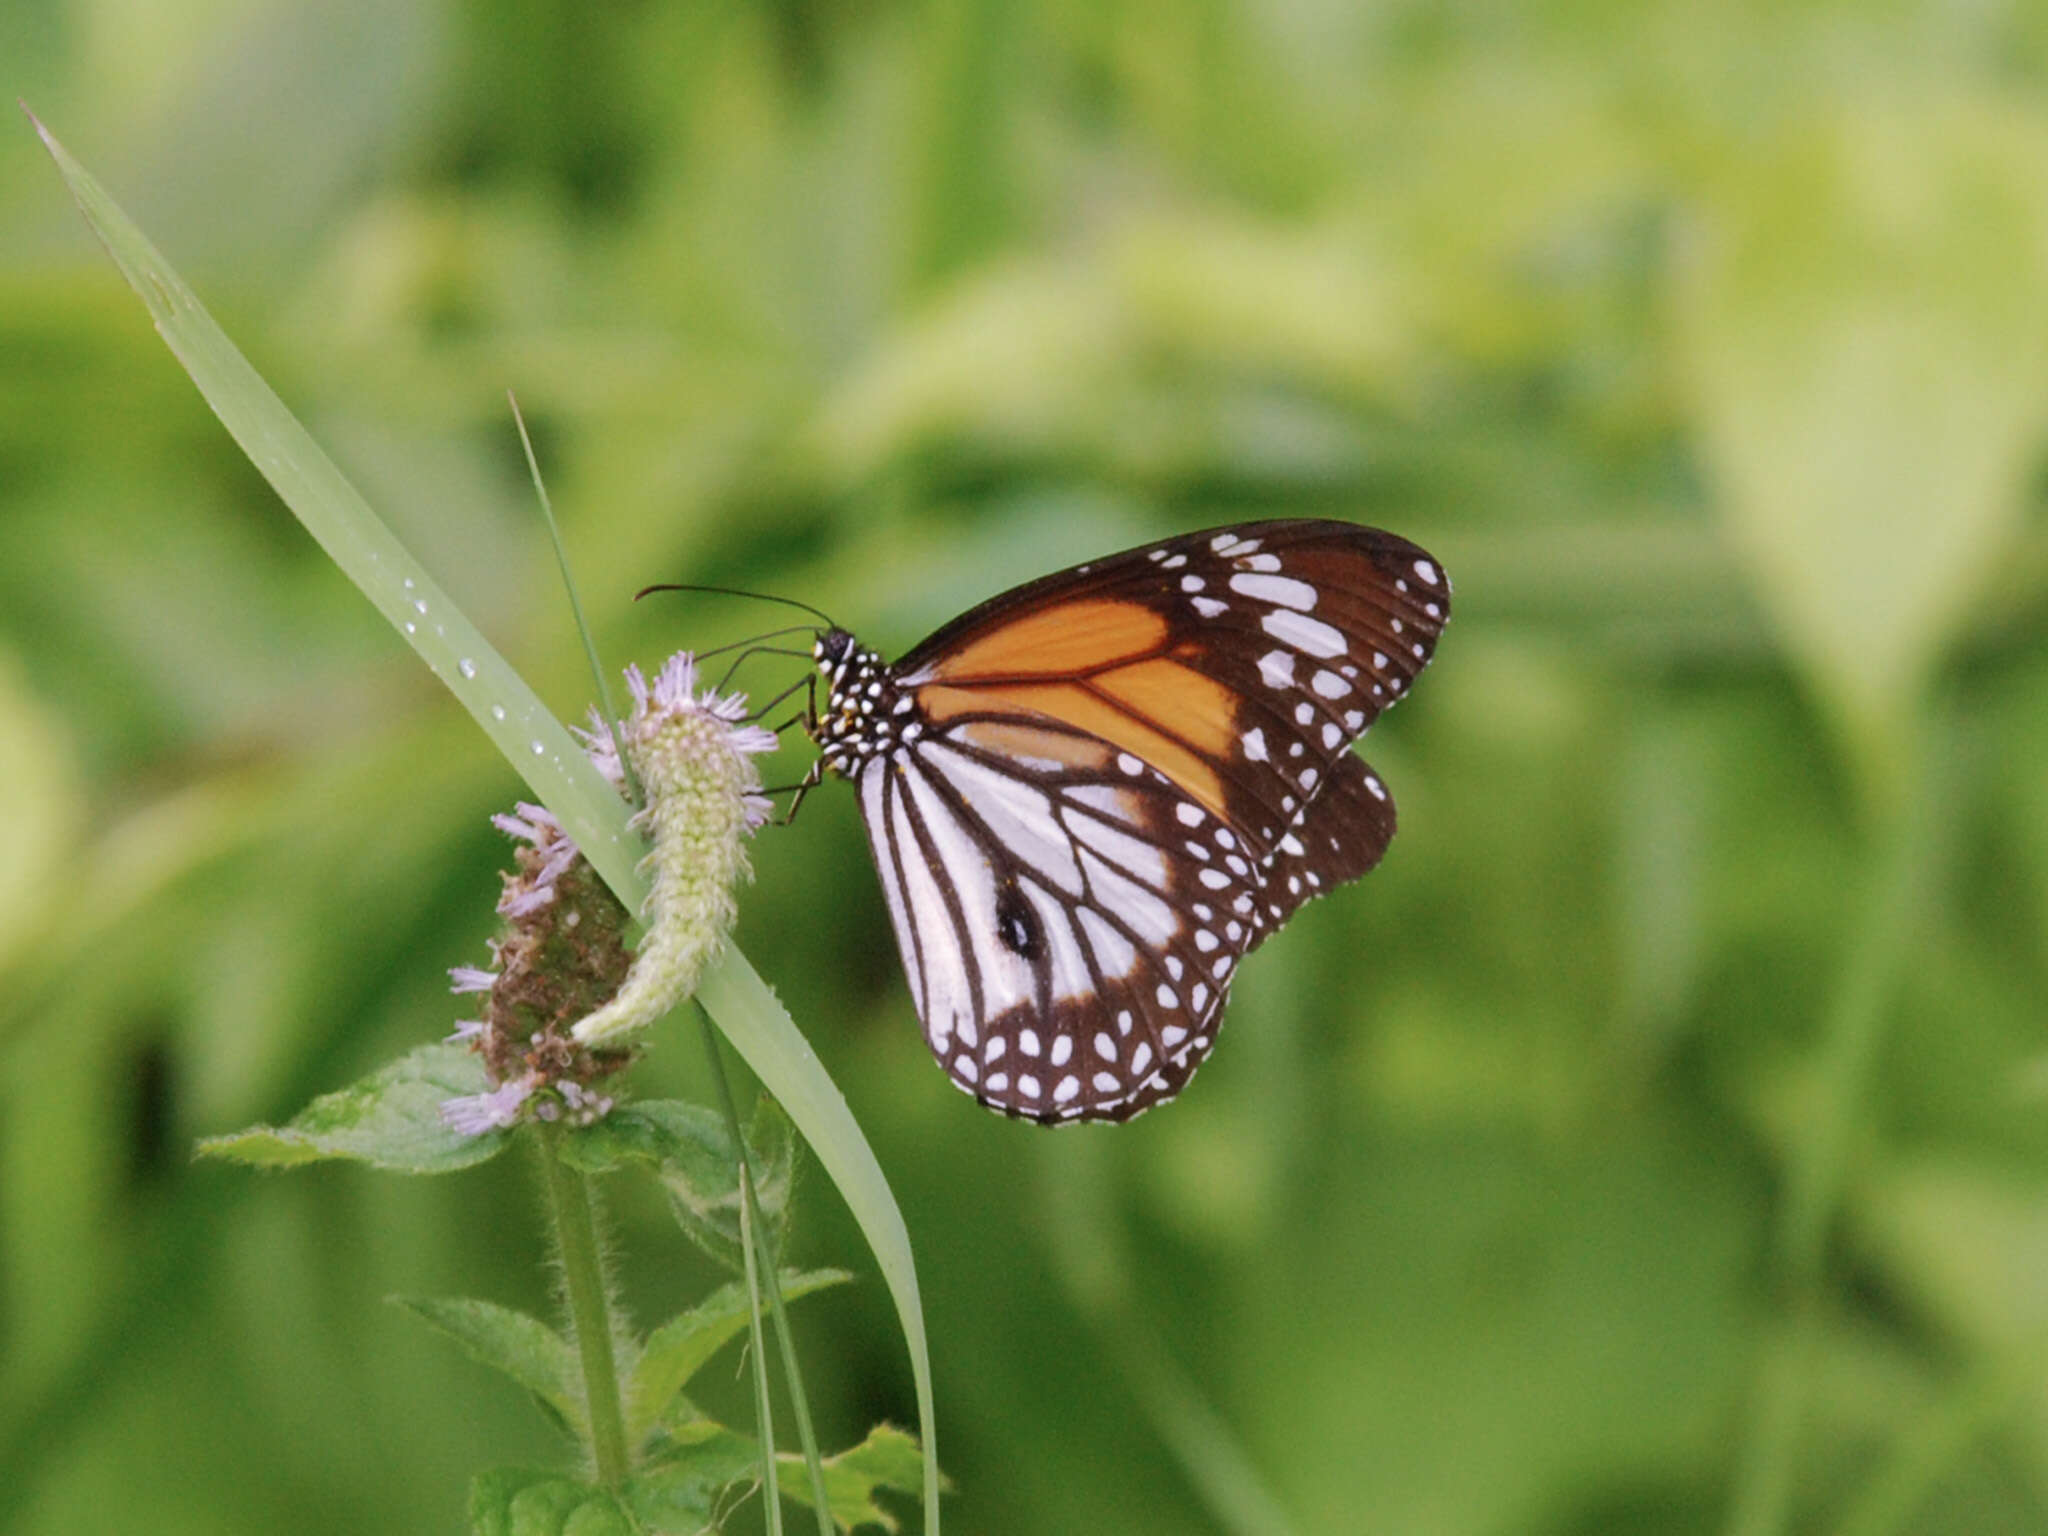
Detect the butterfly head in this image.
<box><xmin>808</xmin><ymin>627</ymin><xmax>915</xmax><ymax>781</ymax></box>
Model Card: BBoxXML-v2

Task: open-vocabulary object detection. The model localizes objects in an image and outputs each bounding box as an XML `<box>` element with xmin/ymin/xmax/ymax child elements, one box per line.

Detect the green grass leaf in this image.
<box><xmin>195</xmin><ymin>1042</ymin><xmax>509</xmax><ymax>1173</ymax></box>
<box><xmin>32</xmin><ymin>111</ymin><xmax>940</xmax><ymax>1531</ymax></box>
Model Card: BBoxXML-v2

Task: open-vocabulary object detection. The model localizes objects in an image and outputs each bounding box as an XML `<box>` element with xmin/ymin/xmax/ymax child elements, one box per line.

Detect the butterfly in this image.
<box><xmin>801</xmin><ymin>519</ymin><xmax>1449</xmax><ymax>1124</ymax></box>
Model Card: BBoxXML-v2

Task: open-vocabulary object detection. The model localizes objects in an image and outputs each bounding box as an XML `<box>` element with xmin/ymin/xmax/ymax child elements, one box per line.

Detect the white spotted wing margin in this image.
<box><xmin>854</xmin><ymin>716</ymin><xmax>1257</xmax><ymax>1123</ymax></box>
<box><xmin>1248</xmin><ymin>750</ymin><xmax>1398</xmax><ymax>943</ymax></box>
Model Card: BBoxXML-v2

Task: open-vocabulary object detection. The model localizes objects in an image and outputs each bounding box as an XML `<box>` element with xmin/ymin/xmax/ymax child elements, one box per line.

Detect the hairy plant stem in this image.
<box><xmin>538</xmin><ymin>1124</ymin><xmax>631</xmax><ymax>1487</ymax></box>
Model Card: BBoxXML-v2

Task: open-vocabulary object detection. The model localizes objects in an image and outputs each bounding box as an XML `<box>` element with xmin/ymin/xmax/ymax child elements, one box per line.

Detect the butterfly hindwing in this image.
<box><xmin>854</xmin><ymin>712</ymin><xmax>1260</xmax><ymax>1121</ymax></box>
<box><xmin>1248</xmin><ymin>750</ymin><xmax>1399</xmax><ymax>947</ymax></box>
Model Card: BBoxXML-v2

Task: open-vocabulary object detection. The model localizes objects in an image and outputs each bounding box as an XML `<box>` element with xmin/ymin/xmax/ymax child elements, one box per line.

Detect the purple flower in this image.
<box><xmin>440</xmin><ymin>1073</ymin><xmax>537</xmax><ymax>1136</ymax></box>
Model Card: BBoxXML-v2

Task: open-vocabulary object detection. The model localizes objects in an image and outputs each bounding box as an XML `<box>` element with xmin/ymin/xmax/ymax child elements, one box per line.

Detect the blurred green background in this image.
<box><xmin>6</xmin><ymin>1</ymin><xmax>2048</xmax><ymax>1532</ymax></box>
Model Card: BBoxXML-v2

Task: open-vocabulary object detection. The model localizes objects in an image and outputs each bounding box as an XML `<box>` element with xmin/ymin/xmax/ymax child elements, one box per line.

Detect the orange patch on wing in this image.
<box><xmin>954</xmin><ymin>719</ymin><xmax>1115</xmax><ymax>771</ymax></box>
<box><xmin>922</xmin><ymin>681</ymin><xmax>1229</xmax><ymax>820</ymax></box>
<box><xmin>923</xmin><ymin>599</ymin><xmax>1167</xmax><ymax>683</ymax></box>
<box><xmin>1092</xmin><ymin>658</ymin><xmax>1237</xmax><ymax>756</ymax></box>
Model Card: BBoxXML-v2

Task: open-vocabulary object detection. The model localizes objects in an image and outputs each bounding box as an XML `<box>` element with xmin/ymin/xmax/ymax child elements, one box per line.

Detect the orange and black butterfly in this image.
<box><xmin>803</xmin><ymin>519</ymin><xmax>1449</xmax><ymax>1124</ymax></box>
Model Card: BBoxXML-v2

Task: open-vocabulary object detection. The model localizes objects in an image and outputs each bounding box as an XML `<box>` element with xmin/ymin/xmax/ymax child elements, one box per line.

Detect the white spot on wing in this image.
<box><xmin>1230</xmin><ymin>572</ymin><xmax>1317</xmax><ymax>610</ymax></box>
<box><xmin>1262</xmin><ymin>608</ymin><xmax>1347</xmax><ymax>658</ymax></box>
<box><xmin>1258</xmin><ymin>649</ymin><xmax>1297</xmax><ymax>689</ymax></box>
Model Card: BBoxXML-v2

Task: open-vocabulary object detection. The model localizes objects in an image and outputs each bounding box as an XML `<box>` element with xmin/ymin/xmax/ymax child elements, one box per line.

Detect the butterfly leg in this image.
<box><xmin>783</xmin><ymin>755</ymin><xmax>827</xmax><ymax>824</ymax></box>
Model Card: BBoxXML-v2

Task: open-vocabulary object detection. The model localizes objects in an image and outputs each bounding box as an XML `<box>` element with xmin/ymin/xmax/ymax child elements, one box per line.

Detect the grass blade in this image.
<box><xmin>30</xmin><ymin>107</ymin><xmax>939</xmax><ymax>1533</ymax></box>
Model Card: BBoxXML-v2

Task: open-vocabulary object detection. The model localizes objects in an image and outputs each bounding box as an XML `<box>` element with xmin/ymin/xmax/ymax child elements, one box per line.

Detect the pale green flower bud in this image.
<box><xmin>571</xmin><ymin>654</ymin><xmax>775</xmax><ymax>1047</ymax></box>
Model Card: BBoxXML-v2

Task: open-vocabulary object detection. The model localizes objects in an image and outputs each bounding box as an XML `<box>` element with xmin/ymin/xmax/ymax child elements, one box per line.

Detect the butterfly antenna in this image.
<box><xmin>636</xmin><ymin>582</ymin><xmax>838</xmax><ymax>631</ymax></box>
<box><xmin>693</xmin><ymin>625</ymin><xmax>817</xmax><ymax>664</ymax></box>
<box><xmin>714</xmin><ymin>644</ymin><xmax>813</xmax><ymax>697</ymax></box>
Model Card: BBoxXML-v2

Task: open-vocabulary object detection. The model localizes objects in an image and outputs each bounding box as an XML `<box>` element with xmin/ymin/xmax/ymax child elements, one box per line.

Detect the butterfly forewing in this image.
<box><xmin>898</xmin><ymin>522</ymin><xmax>1446</xmax><ymax>853</ymax></box>
<box><xmin>813</xmin><ymin>518</ymin><xmax>1448</xmax><ymax>1123</ymax></box>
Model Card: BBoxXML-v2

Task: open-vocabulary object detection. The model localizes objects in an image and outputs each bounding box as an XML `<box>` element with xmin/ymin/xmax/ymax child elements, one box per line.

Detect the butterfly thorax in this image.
<box><xmin>810</xmin><ymin>628</ymin><xmax>921</xmax><ymax>781</ymax></box>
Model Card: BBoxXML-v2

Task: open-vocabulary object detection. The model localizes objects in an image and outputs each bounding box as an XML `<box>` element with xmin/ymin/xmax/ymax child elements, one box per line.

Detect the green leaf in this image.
<box><xmin>468</xmin><ymin>1468</ymin><xmax>636</xmax><ymax>1536</ymax></box>
<box><xmin>390</xmin><ymin>1295</ymin><xmax>580</xmax><ymax>1434</ymax></box>
<box><xmin>625</xmin><ymin>1269</ymin><xmax>852</xmax><ymax>1446</ymax></box>
<box><xmin>562</xmin><ymin>1098</ymin><xmax>796</xmax><ymax>1269</ymax></box>
<box><xmin>36</xmin><ymin>114</ymin><xmax>940</xmax><ymax>1532</ymax></box>
<box><xmin>628</xmin><ymin>1420</ymin><xmax>933</xmax><ymax>1535</ymax></box>
<box><xmin>624</xmin><ymin>1421</ymin><xmax>764</xmax><ymax>1532</ymax></box>
<box><xmin>1676</xmin><ymin>96</ymin><xmax>2048</xmax><ymax>809</ymax></box>
<box><xmin>780</xmin><ymin>1424</ymin><xmax>931</xmax><ymax>1535</ymax></box>
<box><xmin>195</xmin><ymin>1042</ymin><xmax>509</xmax><ymax>1173</ymax></box>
